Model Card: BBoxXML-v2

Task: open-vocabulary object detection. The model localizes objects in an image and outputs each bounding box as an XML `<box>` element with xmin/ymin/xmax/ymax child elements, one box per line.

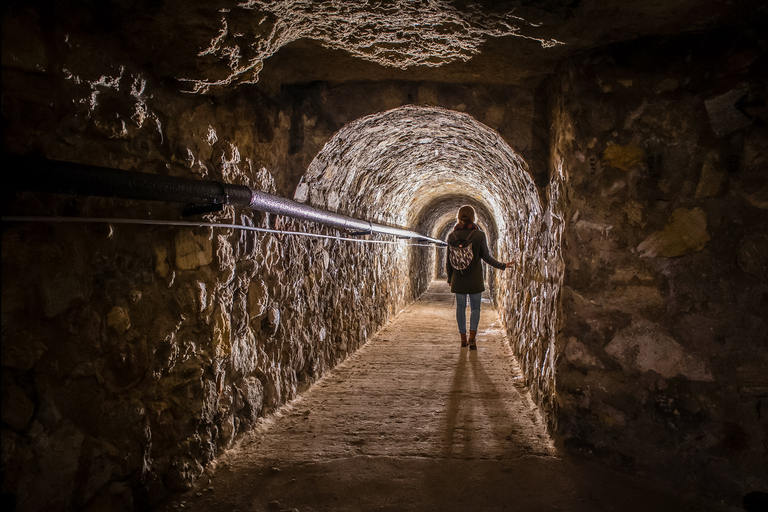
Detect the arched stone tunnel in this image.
<box><xmin>297</xmin><ymin>104</ymin><xmax>546</xmax><ymax>309</ymax></box>
<box><xmin>2</xmin><ymin>1</ymin><xmax>767</xmax><ymax>511</ymax></box>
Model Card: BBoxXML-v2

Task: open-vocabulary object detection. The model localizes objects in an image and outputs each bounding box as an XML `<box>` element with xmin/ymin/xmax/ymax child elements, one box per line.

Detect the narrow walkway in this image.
<box><xmin>159</xmin><ymin>282</ymin><xmax>725</xmax><ymax>512</ymax></box>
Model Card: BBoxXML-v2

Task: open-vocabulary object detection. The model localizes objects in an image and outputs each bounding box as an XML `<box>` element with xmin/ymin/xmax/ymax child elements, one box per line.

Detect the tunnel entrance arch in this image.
<box><xmin>294</xmin><ymin>105</ymin><xmax>560</xmax><ymax>421</ymax></box>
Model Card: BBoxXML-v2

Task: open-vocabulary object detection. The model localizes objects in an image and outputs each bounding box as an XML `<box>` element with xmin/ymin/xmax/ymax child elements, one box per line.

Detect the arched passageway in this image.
<box><xmin>294</xmin><ymin>105</ymin><xmax>562</xmax><ymax>414</ymax></box>
<box><xmin>5</xmin><ymin>2</ymin><xmax>764</xmax><ymax>509</ymax></box>
<box><xmin>0</xmin><ymin>102</ymin><xmax>565</xmax><ymax>511</ymax></box>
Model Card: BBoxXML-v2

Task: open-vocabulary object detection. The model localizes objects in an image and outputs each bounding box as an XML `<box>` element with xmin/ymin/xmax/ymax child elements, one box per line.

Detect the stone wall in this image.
<box><xmin>0</xmin><ymin>10</ymin><xmax>550</xmax><ymax>511</ymax></box>
<box><xmin>493</xmin><ymin>185</ymin><xmax>563</xmax><ymax>418</ymax></box>
<box><xmin>13</xmin><ymin>3</ymin><xmax>764</xmax><ymax>509</ymax></box>
<box><xmin>550</xmin><ymin>28</ymin><xmax>768</xmax><ymax>501</ymax></box>
<box><xmin>0</xmin><ymin>20</ymin><xmax>423</xmax><ymax>511</ymax></box>
<box><xmin>2</xmin><ymin>211</ymin><xmax>415</xmax><ymax>511</ymax></box>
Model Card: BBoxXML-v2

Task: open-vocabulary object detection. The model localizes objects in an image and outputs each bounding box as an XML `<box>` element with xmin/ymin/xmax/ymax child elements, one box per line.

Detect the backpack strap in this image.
<box><xmin>458</xmin><ymin>228</ymin><xmax>477</xmax><ymax>246</ymax></box>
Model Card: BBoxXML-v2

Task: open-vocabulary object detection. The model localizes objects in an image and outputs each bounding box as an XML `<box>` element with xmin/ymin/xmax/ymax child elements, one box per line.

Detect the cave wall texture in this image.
<box><xmin>0</xmin><ymin>54</ymin><xmax>415</xmax><ymax>512</ymax></box>
<box><xmin>1</xmin><ymin>7</ymin><xmax>544</xmax><ymax>511</ymax></box>
<box><xmin>551</xmin><ymin>29</ymin><xmax>768</xmax><ymax>500</ymax></box>
<box><xmin>1</xmin><ymin>2</ymin><xmax>767</xmax><ymax>511</ymax></box>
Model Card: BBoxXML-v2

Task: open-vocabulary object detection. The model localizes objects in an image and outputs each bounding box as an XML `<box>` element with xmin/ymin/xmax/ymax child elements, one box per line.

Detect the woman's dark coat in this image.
<box><xmin>446</xmin><ymin>226</ymin><xmax>505</xmax><ymax>294</ymax></box>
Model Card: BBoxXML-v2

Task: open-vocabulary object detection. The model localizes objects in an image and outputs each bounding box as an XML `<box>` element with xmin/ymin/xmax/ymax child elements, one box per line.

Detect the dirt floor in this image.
<box><xmin>155</xmin><ymin>282</ymin><xmax>733</xmax><ymax>512</ymax></box>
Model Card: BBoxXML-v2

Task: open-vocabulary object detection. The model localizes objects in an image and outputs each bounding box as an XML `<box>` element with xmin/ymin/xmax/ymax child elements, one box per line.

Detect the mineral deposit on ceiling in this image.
<box><xmin>185</xmin><ymin>0</ymin><xmax>563</xmax><ymax>92</ymax></box>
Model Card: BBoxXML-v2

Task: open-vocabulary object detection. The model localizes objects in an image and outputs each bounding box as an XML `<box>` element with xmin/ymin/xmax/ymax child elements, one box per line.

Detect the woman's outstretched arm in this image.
<box><xmin>479</xmin><ymin>234</ymin><xmax>507</xmax><ymax>270</ymax></box>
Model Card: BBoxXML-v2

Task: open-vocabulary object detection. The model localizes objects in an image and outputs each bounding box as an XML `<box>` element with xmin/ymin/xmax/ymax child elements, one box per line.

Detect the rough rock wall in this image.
<box><xmin>0</xmin><ymin>8</ymin><xmax>551</xmax><ymax>510</ymax></box>
<box><xmin>550</xmin><ymin>28</ymin><xmax>768</xmax><ymax>501</ymax></box>
<box><xmin>2</xmin><ymin>212</ymin><xmax>408</xmax><ymax>508</ymax></box>
<box><xmin>493</xmin><ymin>182</ymin><xmax>563</xmax><ymax>418</ymax></box>
<box><xmin>0</xmin><ymin>22</ymin><xmax>419</xmax><ymax>512</ymax></box>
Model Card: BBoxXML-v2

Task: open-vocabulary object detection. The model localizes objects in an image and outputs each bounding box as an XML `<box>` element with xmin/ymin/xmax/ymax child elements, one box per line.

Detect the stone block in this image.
<box><xmin>654</xmin><ymin>78</ymin><xmax>679</xmax><ymax>93</ymax></box>
<box><xmin>213</xmin><ymin>306</ymin><xmax>232</xmax><ymax>358</ymax></box>
<box><xmin>248</xmin><ymin>279</ymin><xmax>268</xmax><ymax>318</ymax></box>
<box><xmin>237</xmin><ymin>377</ymin><xmax>264</xmax><ymax>424</ymax></box>
<box><xmin>218</xmin><ymin>414</ymin><xmax>236</xmax><ymax>448</ymax></box>
<box><xmin>216</xmin><ymin>233</ymin><xmax>236</xmax><ymax>272</ymax></box>
<box><xmin>594</xmin><ymin>285</ymin><xmax>664</xmax><ymax>313</ymax></box>
<box><xmin>107</xmin><ymin>306</ymin><xmax>131</xmax><ymax>334</ymax></box>
<box><xmin>483</xmin><ymin>105</ymin><xmax>505</xmax><ymax>129</ymax></box>
<box><xmin>704</xmin><ymin>84</ymin><xmax>751</xmax><ymax>137</ymax></box>
<box><xmin>695</xmin><ymin>151</ymin><xmax>727</xmax><ymax>198</ymax></box>
<box><xmin>564</xmin><ymin>337</ymin><xmax>604</xmax><ymax>369</ymax></box>
<box><xmin>262</xmin><ymin>307</ymin><xmax>281</xmax><ymax>337</ymax></box>
<box><xmin>603</xmin><ymin>144</ymin><xmax>644</xmax><ymax>170</ymax></box>
<box><xmin>637</xmin><ymin>207</ymin><xmax>710</xmax><ymax>258</ymax></box>
<box><xmin>97</xmin><ymin>400</ymin><xmax>146</xmax><ymax>439</ymax></box>
<box><xmin>165</xmin><ymin>456</ymin><xmax>204</xmax><ymax>492</ymax></box>
<box><xmin>624</xmin><ymin>200</ymin><xmax>645</xmax><ymax>227</ymax></box>
<box><xmin>743</xmin><ymin>128</ymin><xmax>767</xmax><ymax>172</ymax></box>
<box><xmin>154</xmin><ymin>245</ymin><xmax>170</xmax><ymax>278</ymax></box>
<box><xmin>174</xmin><ymin>230</ymin><xmax>213</xmax><ymax>270</ymax></box>
<box><xmin>1</xmin><ymin>333</ymin><xmax>47</xmax><ymax>372</ymax></box>
<box><xmin>738</xmin><ymin>129</ymin><xmax>768</xmax><ymax>208</ymax></box>
<box><xmin>104</xmin><ymin>338</ymin><xmax>149</xmax><ymax>392</ymax></box>
<box><xmin>656</xmin><ymin>143</ymin><xmax>701</xmax><ymax>199</ymax></box>
<box><xmin>738</xmin><ymin>178</ymin><xmax>768</xmax><ymax>209</ymax></box>
<box><xmin>595</xmin><ymin>401</ymin><xmax>627</xmax><ymax>429</ymax></box>
<box><xmin>737</xmin><ymin>233</ymin><xmax>768</xmax><ymax>280</ymax></box>
<box><xmin>605</xmin><ymin>319</ymin><xmax>713</xmax><ymax>381</ymax></box>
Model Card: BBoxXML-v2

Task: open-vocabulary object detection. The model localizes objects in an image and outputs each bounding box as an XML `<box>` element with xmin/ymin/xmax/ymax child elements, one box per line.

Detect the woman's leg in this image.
<box><xmin>468</xmin><ymin>293</ymin><xmax>482</xmax><ymax>332</ymax></box>
<box><xmin>468</xmin><ymin>293</ymin><xmax>482</xmax><ymax>349</ymax></box>
<box><xmin>455</xmin><ymin>293</ymin><xmax>467</xmax><ymax>334</ymax></box>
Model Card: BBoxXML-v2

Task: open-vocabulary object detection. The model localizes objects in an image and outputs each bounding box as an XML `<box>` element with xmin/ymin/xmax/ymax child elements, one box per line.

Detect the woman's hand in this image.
<box><xmin>505</xmin><ymin>262</ymin><xmax>514</xmax><ymax>269</ymax></box>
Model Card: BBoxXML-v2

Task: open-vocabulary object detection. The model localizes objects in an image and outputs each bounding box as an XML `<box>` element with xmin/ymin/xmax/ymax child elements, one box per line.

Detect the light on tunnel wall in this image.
<box><xmin>295</xmin><ymin>105</ymin><xmax>541</xmax><ymax>241</ymax></box>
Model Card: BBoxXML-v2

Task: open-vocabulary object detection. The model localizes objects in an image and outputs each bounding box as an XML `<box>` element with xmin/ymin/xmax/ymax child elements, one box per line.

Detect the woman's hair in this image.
<box><xmin>457</xmin><ymin>205</ymin><xmax>475</xmax><ymax>224</ymax></box>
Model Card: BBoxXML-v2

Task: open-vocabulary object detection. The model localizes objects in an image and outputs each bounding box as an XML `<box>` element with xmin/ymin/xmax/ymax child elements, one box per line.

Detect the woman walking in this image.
<box><xmin>446</xmin><ymin>205</ymin><xmax>513</xmax><ymax>350</ymax></box>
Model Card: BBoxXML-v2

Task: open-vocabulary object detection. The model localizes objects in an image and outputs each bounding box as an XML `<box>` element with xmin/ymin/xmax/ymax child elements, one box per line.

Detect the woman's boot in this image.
<box><xmin>468</xmin><ymin>330</ymin><xmax>477</xmax><ymax>350</ymax></box>
<box><xmin>460</xmin><ymin>333</ymin><xmax>468</xmax><ymax>347</ymax></box>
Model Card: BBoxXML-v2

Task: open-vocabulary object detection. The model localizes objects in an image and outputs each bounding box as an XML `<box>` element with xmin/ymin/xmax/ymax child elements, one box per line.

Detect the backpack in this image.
<box><xmin>448</xmin><ymin>228</ymin><xmax>477</xmax><ymax>274</ymax></box>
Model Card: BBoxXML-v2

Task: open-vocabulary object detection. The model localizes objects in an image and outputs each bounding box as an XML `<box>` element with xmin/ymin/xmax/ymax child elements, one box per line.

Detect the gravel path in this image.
<box><xmin>157</xmin><ymin>282</ymin><xmax>727</xmax><ymax>512</ymax></box>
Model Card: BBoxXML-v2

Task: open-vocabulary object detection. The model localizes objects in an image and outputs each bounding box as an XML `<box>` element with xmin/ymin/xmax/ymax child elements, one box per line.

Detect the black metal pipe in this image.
<box><xmin>6</xmin><ymin>155</ymin><xmax>446</xmax><ymax>245</ymax></box>
<box><xmin>7</xmin><ymin>155</ymin><xmax>253</xmax><ymax>207</ymax></box>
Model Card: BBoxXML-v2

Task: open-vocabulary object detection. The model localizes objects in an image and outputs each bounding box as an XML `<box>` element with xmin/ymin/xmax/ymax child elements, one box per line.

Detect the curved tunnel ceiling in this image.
<box><xmin>294</xmin><ymin>105</ymin><xmax>542</xmax><ymax>242</ymax></box>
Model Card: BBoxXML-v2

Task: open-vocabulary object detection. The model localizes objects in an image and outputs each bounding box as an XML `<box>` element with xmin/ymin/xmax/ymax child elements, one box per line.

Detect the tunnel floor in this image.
<box><xmin>157</xmin><ymin>281</ymin><xmax>728</xmax><ymax>512</ymax></box>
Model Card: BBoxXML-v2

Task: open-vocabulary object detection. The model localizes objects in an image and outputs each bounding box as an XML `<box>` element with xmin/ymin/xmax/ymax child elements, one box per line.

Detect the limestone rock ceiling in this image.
<box><xmin>184</xmin><ymin>0</ymin><xmax>563</xmax><ymax>92</ymax></box>
<box><xmin>102</xmin><ymin>0</ymin><xmax>758</xmax><ymax>88</ymax></box>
